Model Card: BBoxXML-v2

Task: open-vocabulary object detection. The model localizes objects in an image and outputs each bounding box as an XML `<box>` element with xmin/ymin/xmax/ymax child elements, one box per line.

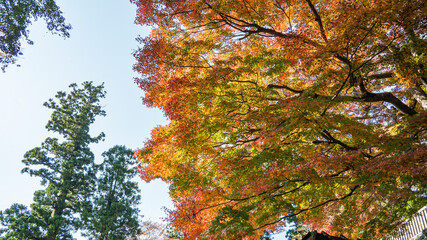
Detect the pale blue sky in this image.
<box><xmin>0</xmin><ymin>0</ymin><xmax>171</xmax><ymax>231</ymax></box>
<box><xmin>0</xmin><ymin>1</ymin><xmax>286</xmax><ymax>239</ymax></box>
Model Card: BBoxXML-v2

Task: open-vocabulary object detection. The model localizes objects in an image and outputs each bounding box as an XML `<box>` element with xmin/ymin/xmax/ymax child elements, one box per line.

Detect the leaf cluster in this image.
<box><xmin>0</xmin><ymin>0</ymin><xmax>71</xmax><ymax>70</ymax></box>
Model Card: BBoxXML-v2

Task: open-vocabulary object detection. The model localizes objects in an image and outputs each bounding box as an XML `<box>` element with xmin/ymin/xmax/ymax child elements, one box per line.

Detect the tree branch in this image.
<box><xmin>305</xmin><ymin>0</ymin><xmax>327</xmax><ymax>42</ymax></box>
<box><xmin>269</xmin><ymin>81</ymin><xmax>416</xmax><ymax>115</ymax></box>
<box><xmin>203</xmin><ymin>0</ymin><xmax>320</xmax><ymax>47</ymax></box>
<box><xmin>267</xmin><ymin>84</ymin><xmax>304</xmax><ymax>93</ymax></box>
<box><xmin>367</xmin><ymin>72</ymin><xmax>393</xmax><ymax>79</ymax></box>
<box><xmin>408</xmin><ymin>85</ymin><xmax>427</xmax><ymax>110</ymax></box>
<box><xmin>320</xmin><ymin>129</ymin><xmax>358</xmax><ymax>151</ymax></box>
<box><xmin>226</xmin><ymin>181</ymin><xmax>310</xmax><ymax>202</ymax></box>
<box><xmin>360</xmin><ymin>91</ymin><xmax>417</xmax><ymax>115</ymax></box>
<box><xmin>255</xmin><ymin>185</ymin><xmax>360</xmax><ymax>230</ymax></box>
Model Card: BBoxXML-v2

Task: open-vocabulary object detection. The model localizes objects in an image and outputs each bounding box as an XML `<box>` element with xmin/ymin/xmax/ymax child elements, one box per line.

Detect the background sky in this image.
<box><xmin>0</xmin><ymin>0</ymin><xmax>171</xmax><ymax>231</ymax></box>
<box><xmin>0</xmin><ymin>1</ymin><xmax>285</xmax><ymax>239</ymax></box>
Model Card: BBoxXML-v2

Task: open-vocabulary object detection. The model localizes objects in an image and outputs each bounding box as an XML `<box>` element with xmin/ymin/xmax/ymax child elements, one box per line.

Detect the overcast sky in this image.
<box><xmin>0</xmin><ymin>1</ymin><xmax>286</xmax><ymax>239</ymax></box>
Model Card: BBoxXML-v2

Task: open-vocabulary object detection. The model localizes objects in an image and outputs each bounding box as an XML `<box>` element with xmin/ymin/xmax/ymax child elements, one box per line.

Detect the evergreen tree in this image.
<box><xmin>82</xmin><ymin>145</ymin><xmax>141</xmax><ymax>240</ymax></box>
<box><xmin>0</xmin><ymin>82</ymin><xmax>106</xmax><ymax>239</ymax></box>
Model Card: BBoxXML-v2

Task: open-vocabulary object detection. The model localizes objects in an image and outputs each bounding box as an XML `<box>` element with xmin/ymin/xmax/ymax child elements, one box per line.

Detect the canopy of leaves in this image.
<box><xmin>0</xmin><ymin>0</ymin><xmax>71</xmax><ymax>70</ymax></box>
<box><xmin>133</xmin><ymin>0</ymin><xmax>427</xmax><ymax>239</ymax></box>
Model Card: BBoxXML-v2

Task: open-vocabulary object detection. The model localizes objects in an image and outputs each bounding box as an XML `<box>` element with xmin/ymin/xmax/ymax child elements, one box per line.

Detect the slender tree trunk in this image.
<box><xmin>47</xmin><ymin>191</ymin><xmax>66</xmax><ymax>240</ymax></box>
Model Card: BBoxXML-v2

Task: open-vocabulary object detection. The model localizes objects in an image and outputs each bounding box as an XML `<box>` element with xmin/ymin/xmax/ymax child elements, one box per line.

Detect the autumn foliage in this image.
<box><xmin>132</xmin><ymin>0</ymin><xmax>427</xmax><ymax>239</ymax></box>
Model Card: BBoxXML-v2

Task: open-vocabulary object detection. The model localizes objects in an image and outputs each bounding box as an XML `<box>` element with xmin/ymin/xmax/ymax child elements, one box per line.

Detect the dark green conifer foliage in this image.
<box><xmin>1</xmin><ymin>83</ymin><xmax>144</xmax><ymax>239</ymax></box>
<box><xmin>0</xmin><ymin>0</ymin><xmax>71</xmax><ymax>70</ymax></box>
<box><xmin>82</xmin><ymin>145</ymin><xmax>141</xmax><ymax>240</ymax></box>
<box><xmin>0</xmin><ymin>82</ymin><xmax>106</xmax><ymax>239</ymax></box>
<box><xmin>0</xmin><ymin>203</ymin><xmax>43</xmax><ymax>240</ymax></box>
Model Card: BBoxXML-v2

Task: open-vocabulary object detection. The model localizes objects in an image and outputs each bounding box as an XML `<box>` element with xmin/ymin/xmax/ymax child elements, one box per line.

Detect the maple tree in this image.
<box><xmin>132</xmin><ymin>0</ymin><xmax>426</xmax><ymax>239</ymax></box>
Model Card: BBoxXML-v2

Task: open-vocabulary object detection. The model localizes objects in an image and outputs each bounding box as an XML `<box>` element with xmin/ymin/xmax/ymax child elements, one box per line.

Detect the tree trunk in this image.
<box><xmin>409</xmin><ymin>85</ymin><xmax>427</xmax><ymax>110</ymax></box>
<box><xmin>46</xmin><ymin>190</ymin><xmax>66</xmax><ymax>240</ymax></box>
